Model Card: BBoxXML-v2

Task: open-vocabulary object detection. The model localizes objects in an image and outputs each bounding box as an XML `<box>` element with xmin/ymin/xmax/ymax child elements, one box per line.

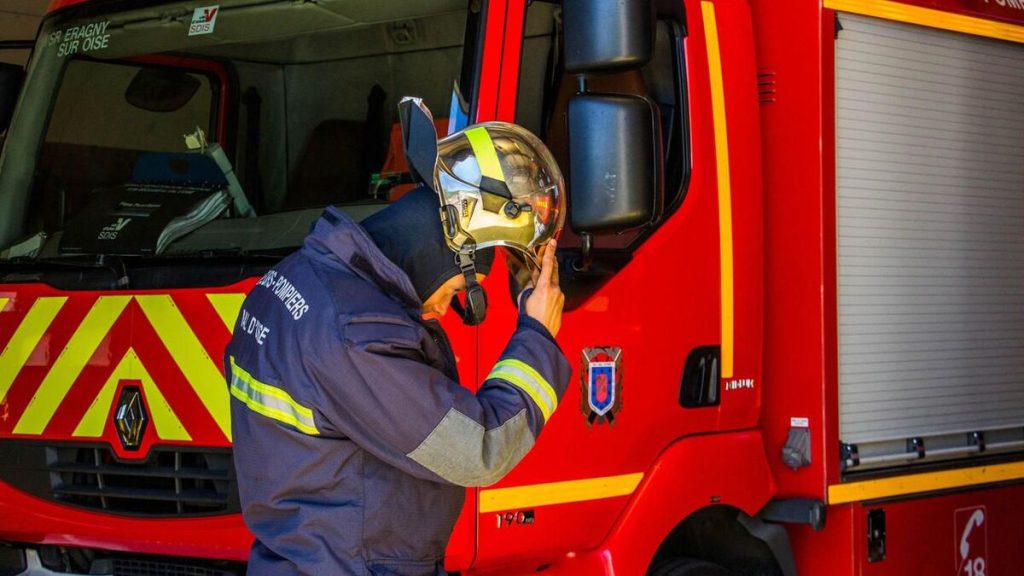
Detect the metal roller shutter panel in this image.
<box><xmin>836</xmin><ymin>15</ymin><xmax>1024</xmax><ymax>448</ymax></box>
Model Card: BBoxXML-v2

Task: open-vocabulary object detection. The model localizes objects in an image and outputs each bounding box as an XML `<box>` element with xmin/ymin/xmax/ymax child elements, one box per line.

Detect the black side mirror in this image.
<box><xmin>563</xmin><ymin>0</ymin><xmax>653</xmax><ymax>74</ymax></box>
<box><xmin>568</xmin><ymin>93</ymin><xmax>662</xmax><ymax>234</ymax></box>
<box><xmin>0</xmin><ymin>63</ymin><xmax>25</xmax><ymax>133</ymax></box>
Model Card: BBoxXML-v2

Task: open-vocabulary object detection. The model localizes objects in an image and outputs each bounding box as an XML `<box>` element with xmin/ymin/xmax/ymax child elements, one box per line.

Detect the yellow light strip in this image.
<box><xmin>702</xmin><ymin>1</ymin><xmax>734</xmax><ymax>378</ymax></box>
<box><xmin>825</xmin><ymin>0</ymin><xmax>1024</xmax><ymax>44</ymax></box>
<box><xmin>829</xmin><ymin>461</ymin><xmax>1024</xmax><ymax>504</ymax></box>
<box><xmin>15</xmin><ymin>296</ymin><xmax>130</xmax><ymax>434</ymax></box>
<box><xmin>0</xmin><ymin>296</ymin><xmax>66</xmax><ymax>404</ymax></box>
<box><xmin>136</xmin><ymin>295</ymin><xmax>232</xmax><ymax>440</ymax></box>
<box><xmin>479</xmin><ymin>473</ymin><xmax>643</xmax><ymax>513</ymax></box>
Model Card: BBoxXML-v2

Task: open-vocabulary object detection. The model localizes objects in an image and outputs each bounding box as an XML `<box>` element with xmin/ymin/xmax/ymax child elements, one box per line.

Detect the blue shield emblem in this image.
<box><xmin>580</xmin><ymin>347</ymin><xmax>623</xmax><ymax>425</ymax></box>
<box><xmin>588</xmin><ymin>362</ymin><xmax>616</xmax><ymax>416</ymax></box>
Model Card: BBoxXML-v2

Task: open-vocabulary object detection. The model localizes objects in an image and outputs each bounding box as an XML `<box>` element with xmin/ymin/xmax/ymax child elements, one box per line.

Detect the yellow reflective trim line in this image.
<box><xmin>825</xmin><ymin>0</ymin><xmax>1024</xmax><ymax>44</ymax></box>
<box><xmin>15</xmin><ymin>296</ymin><xmax>130</xmax><ymax>434</ymax></box>
<box><xmin>828</xmin><ymin>461</ymin><xmax>1024</xmax><ymax>504</ymax></box>
<box><xmin>490</xmin><ymin>369</ymin><xmax>554</xmax><ymax>422</ymax></box>
<box><xmin>0</xmin><ymin>296</ymin><xmax>66</xmax><ymax>404</ymax></box>
<box><xmin>135</xmin><ymin>295</ymin><xmax>232</xmax><ymax>440</ymax></box>
<box><xmin>74</xmin><ymin>348</ymin><xmax>190</xmax><ymax>441</ymax></box>
<box><xmin>229</xmin><ymin>356</ymin><xmax>318</xmax><ymax>435</ymax></box>
<box><xmin>488</xmin><ymin>359</ymin><xmax>557</xmax><ymax>422</ymax></box>
<box><xmin>207</xmin><ymin>293</ymin><xmax>246</xmax><ymax>332</ymax></box>
<box><xmin>465</xmin><ymin>126</ymin><xmax>505</xmax><ymax>182</ymax></box>
<box><xmin>480</xmin><ymin>473</ymin><xmax>644</xmax><ymax>513</ymax></box>
<box><xmin>702</xmin><ymin>1</ymin><xmax>734</xmax><ymax>379</ymax></box>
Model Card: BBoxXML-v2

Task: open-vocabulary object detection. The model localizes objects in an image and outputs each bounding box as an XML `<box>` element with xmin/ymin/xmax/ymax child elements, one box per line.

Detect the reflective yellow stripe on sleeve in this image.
<box><xmin>488</xmin><ymin>358</ymin><xmax>558</xmax><ymax>422</ymax></box>
<box><xmin>228</xmin><ymin>356</ymin><xmax>319</xmax><ymax>435</ymax></box>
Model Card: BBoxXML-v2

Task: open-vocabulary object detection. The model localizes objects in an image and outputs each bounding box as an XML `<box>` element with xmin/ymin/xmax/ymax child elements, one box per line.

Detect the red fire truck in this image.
<box><xmin>1</xmin><ymin>0</ymin><xmax>1023</xmax><ymax>574</ymax></box>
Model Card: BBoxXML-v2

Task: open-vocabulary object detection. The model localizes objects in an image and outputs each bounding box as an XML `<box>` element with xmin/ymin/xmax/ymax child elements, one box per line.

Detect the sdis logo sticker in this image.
<box><xmin>189</xmin><ymin>5</ymin><xmax>220</xmax><ymax>36</ymax></box>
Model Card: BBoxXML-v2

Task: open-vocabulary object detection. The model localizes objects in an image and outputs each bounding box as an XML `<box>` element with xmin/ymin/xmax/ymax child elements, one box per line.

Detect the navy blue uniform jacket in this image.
<box><xmin>225</xmin><ymin>207</ymin><xmax>571</xmax><ymax>575</ymax></box>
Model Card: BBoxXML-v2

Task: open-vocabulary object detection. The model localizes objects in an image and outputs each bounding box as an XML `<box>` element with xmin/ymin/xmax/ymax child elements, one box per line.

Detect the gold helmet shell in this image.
<box><xmin>400</xmin><ymin>97</ymin><xmax>565</xmax><ymax>267</ymax></box>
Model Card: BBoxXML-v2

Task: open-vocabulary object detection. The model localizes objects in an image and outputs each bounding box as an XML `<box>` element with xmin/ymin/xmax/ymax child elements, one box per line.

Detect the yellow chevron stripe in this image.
<box><xmin>135</xmin><ymin>295</ymin><xmax>231</xmax><ymax>440</ymax></box>
<box><xmin>825</xmin><ymin>0</ymin><xmax>1024</xmax><ymax>44</ymax></box>
<box><xmin>207</xmin><ymin>293</ymin><xmax>246</xmax><ymax>332</ymax></box>
<box><xmin>479</xmin><ymin>473</ymin><xmax>644</xmax><ymax>513</ymax></box>
<box><xmin>0</xmin><ymin>296</ymin><xmax>67</xmax><ymax>404</ymax></box>
<box><xmin>15</xmin><ymin>296</ymin><xmax>130</xmax><ymax>434</ymax></box>
<box><xmin>73</xmin><ymin>361</ymin><xmax>120</xmax><ymax>437</ymax></box>
<box><xmin>702</xmin><ymin>1</ymin><xmax>735</xmax><ymax>378</ymax></box>
<box><xmin>74</xmin><ymin>348</ymin><xmax>191</xmax><ymax>441</ymax></box>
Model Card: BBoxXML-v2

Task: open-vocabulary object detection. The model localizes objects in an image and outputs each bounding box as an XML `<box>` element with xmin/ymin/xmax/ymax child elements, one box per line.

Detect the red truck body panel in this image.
<box><xmin>4</xmin><ymin>0</ymin><xmax>1024</xmax><ymax>574</ymax></box>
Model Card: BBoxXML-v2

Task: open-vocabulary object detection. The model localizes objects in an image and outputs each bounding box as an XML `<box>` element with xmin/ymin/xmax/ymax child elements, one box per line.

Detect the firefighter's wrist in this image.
<box><xmin>517</xmin><ymin>287</ymin><xmax>534</xmax><ymax>311</ymax></box>
<box><xmin>517</xmin><ymin>313</ymin><xmax>558</xmax><ymax>348</ymax></box>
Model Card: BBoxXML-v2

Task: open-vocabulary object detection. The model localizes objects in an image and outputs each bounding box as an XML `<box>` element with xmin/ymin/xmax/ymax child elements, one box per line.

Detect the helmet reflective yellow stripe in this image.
<box><xmin>465</xmin><ymin>126</ymin><xmax>505</xmax><ymax>183</ymax></box>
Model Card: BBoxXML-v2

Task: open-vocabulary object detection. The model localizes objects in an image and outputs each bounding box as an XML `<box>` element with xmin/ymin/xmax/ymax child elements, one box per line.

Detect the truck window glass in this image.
<box><xmin>31</xmin><ymin>60</ymin><xmax>216</xmax><ymax>236</ymax></box>
<box><xmin>0</xmin><ymin>0</ymin><xmax>476</xmax><ymax>262</ymax></box>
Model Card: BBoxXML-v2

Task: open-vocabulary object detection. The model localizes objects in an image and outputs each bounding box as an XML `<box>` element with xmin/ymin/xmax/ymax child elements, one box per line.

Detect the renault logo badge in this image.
<box><xmin>113</xmin><ymin>386</ymin><xmax>148</xmax><ymax>451</ymax></box>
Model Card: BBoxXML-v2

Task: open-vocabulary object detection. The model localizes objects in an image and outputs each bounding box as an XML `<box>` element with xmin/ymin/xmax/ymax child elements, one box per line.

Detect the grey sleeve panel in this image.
<box><xmin>407</xmin><ymin>408</ymin><xmax>535</xmax><ymax>487</ymax></box>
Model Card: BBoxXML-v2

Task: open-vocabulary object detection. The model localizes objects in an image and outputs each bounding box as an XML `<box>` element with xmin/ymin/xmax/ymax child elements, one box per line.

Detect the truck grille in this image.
<box><xmin>32</xmin><ymin>547</ymin><xmax>243</xmax><ymax>575</ymax></box>
<box><xmin>0</xmin><ymin>442</ymin><xmax>239</xmax><ymax>517</ymax></box>
<box><xmin>47</xmin><ymin>446</ymin><xmax>238</xmax><ymax>515</ymax></box>
<box><xmin>110</xmin><ymin>557</ymin><xmax>239</xmax><ymax>576</ymax></box>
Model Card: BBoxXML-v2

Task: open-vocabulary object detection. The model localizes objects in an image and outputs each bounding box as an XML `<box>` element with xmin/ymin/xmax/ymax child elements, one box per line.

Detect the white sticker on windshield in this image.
<box><xmin>189</xmin><ymin>5</ymin><xmax>220</xmax><ymax>36</ymax></box>
<box><xmin>49</xmin><ymin>20</ymin><xmax>111</xmax><ymax>57</ymax></box>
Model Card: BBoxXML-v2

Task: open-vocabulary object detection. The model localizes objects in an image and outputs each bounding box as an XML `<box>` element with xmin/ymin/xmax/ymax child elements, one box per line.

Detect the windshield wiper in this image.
<box><xmin>0</xmin><ymin>254</ymin><xmax>129</xmax><ymax>288</ymax></box>
<box><xmin>0</xmin><ymin>247</ymin><xmax>291</xmax><ymax>290</ymax></box>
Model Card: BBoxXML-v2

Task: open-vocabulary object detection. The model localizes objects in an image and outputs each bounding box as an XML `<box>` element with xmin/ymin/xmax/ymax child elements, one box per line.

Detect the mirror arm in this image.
<box><xmin>573</xmin><ymin>232</ymin><xmax>594</xmax><ymax>272</ymax></box>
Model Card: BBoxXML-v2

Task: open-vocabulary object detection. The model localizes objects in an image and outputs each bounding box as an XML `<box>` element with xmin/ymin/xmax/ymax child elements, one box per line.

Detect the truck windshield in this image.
<box><xmin>0</xmin><ymin>0</ymin><xmax>475</xmax><ymax>261</ymax></box>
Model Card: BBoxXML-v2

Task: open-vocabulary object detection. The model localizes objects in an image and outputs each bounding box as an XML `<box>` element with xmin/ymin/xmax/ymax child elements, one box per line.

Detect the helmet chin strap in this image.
<box><xmin>450</xmin><ymin>251</ymin><xmax>487</xmax><ymax>326</ymax></box>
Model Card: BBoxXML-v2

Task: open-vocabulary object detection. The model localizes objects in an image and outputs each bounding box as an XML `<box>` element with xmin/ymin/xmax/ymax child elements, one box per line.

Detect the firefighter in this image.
<box><xmin>225</xmin><ymin>98</ymin><xmax>570</xmax><ymax>575</ymax></box>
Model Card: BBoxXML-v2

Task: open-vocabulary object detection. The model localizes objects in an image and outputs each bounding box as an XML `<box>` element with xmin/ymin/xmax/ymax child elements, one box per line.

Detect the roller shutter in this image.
<box><xmin>836</xmin><ymin>14</ymin><xmax>1024</xmax><ymax>462</ymax></box>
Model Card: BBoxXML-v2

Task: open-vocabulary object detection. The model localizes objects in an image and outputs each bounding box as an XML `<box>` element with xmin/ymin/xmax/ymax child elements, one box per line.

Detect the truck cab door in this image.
<box><xmin>473</xmin><ymin>0</ymin><xmax>766</xmax><ymax>572</ymax></box>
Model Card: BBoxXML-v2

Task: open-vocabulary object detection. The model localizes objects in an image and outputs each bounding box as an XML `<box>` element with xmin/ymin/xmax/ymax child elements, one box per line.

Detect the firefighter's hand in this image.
<box><xmin>525</xmin><ymin>240</ymin><xmax>564</xmax><ymax>337</ymax></box>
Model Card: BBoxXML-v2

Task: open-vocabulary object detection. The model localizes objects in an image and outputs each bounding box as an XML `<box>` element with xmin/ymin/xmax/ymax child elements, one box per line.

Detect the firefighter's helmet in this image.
<box><xmin>399</xmin><ymin>97</ymin><xmax>565</xmax><ymax>269</ymax></box>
